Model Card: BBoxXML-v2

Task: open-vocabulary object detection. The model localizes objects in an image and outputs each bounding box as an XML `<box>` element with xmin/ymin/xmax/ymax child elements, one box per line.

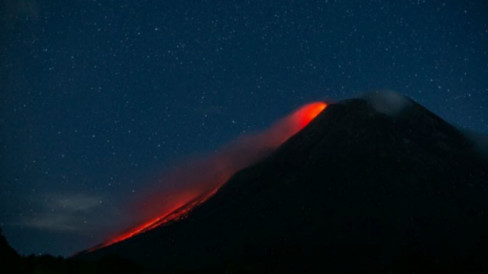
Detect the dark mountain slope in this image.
<box><xmin>0</xmin><ymin>228</ymin><xmax>22</xmax><ymax>269</ymax></box>
<box><xmin>78</xmin><ymin>96</ymin><xmax>488</xmax><ymax>273</ymax></box>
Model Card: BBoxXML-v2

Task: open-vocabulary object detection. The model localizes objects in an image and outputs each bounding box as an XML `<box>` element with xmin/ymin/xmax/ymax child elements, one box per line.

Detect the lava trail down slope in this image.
<box><xmin>77</xmin><ymin>93</ymin><xmax>488</xmax><ymax>273</ymax></box>
<box><xmin>87</xmin><ymin>102</ymin><xmax>326</xmax><ymax>251</ymax></box>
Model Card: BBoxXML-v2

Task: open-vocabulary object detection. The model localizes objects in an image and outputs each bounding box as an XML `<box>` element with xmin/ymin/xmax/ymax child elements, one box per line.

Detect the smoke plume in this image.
<box><xmin>90</xmin><ymin>102</ymin><xmax>326</xmax><ymax>250</ymax></box>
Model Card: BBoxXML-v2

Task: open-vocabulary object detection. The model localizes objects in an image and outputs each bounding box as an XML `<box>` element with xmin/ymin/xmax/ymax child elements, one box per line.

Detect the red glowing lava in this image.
<box><xmin>87</xmin><ymin>102</ymin><xmax>326</xmax><ymax>252</ymax></box>
<box><xmin>294</xmin><ymin>102</ymin><xmax>328</xmax><ymax>129</ymax></box>
<box><xmin>87</xmin><ymin>188</ymin><xmax>220</xmax><ymax>252</ymax></box>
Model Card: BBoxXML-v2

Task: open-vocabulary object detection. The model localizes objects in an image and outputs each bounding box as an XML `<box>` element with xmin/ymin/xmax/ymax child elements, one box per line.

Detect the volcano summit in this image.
<box><xmin>77</xmin><ymin>93</ymin><xmax>488</xmax><ymax>273</ymax></box>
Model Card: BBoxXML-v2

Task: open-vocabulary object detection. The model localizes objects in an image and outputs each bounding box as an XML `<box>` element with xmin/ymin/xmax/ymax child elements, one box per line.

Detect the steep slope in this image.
<box><xmin>77</xmin><ymin>96</ymin><xmax>488</xmax><ymax>273</ymax></box>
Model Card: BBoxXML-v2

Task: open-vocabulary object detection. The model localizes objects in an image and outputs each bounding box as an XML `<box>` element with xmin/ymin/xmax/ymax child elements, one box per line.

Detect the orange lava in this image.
<box><xmin>87</xmin><ymin>187</ymin><xmax>220</xmax><ymax>252</ymax></box>
<box><xmin>87</xmin><ymin>102</ymin><xmax>327</xmax><ymax>252</ymax></box>
<box><xmin>294</xmin><ymin>102</ymin><xmax>327</xmax><ymax>129</ymax></box>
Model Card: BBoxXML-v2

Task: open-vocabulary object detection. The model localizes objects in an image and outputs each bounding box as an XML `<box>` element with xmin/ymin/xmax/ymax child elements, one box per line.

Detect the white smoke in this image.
<box><xmin>361</xmin><ymin>90</ymin><xmax>412</xmax><ymax>117</ymax></box>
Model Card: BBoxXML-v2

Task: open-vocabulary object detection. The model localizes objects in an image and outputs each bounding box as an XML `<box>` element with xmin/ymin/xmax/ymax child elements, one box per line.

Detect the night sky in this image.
<box><xmin>1</xmin><ymin>0</ymin><xmax>487</xmax><ymax>256</ymax></box>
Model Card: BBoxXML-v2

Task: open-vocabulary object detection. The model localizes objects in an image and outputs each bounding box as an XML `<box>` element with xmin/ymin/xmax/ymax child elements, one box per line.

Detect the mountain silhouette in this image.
<box><xmin>0</xmin><ymin>228</ymin><xmax>22</xmax><ymax>269</ymax></box>
<box><xmin>0</xmin><ymin>228</ymin><xmax>148</xmax><ymax>273</ymax></box>
<box><xmin>77</xmin><ymin>93</ymin><xmax>488</xmax><ymax>273</ymax></box>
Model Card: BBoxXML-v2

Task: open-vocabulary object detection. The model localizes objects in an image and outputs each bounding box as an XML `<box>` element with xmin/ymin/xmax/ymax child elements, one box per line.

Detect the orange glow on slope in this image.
<box><xmin>87</xmin><ymin>102</ymin><xmax>327</xmax><ymax>252</ymax></box>
<box><xmin>88</xmin><ymin>188</ymin><xmax>220</xmax><ymax>252</ymax></box>
<box><xmin>294</xmin><ymin>102</ymin><xmax>327</xmax><ymax>129</ymax></box>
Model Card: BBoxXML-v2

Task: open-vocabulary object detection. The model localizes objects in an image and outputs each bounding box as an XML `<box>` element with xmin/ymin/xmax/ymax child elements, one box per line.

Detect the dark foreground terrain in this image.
<box><xmin>0</xmin><ymin>228</ymin><xmax>148</xmax><ymax>273</ymax></box>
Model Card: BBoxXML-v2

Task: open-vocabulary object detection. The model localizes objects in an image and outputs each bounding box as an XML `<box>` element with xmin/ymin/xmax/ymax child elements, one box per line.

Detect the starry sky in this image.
<box><xmin>1</xmin><ymin>0</ymin><xmax>487</xmax><ymax>256</ymax></box>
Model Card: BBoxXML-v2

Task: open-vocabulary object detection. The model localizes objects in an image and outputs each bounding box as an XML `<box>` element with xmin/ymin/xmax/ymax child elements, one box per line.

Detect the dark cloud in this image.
<box><xmin>1</xmin><ymin>0</ymin><xmax>40</xmax><ymax>29</ymax></box>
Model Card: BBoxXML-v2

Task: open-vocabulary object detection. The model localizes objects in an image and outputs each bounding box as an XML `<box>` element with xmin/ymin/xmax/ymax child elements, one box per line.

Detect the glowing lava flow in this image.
<box><xmin>294</xmin><ymin>102</ymin><xmax>329</xmax><ymax>129</ymax></box>
<box><xmin>88</xmin><ymin>102</ymin><xmax>326</xmax><ymax>252</ymax></box>
<box><xmin>87</xmin><ymin>188</ymin><xmax>220</xmax><ymax>252</ymax></box>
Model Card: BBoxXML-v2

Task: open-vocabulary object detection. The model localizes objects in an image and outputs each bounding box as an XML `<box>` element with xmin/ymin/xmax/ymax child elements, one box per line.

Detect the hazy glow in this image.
<box><xmin>87</xmin><ymin>102</ymin><xmax>327</xmax><ymax>252</ymax></box>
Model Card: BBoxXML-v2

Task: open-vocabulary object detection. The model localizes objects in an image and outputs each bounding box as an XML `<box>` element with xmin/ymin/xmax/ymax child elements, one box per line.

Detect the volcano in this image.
<box><xmin>76</xmin><ymin>93</ymin><xmax>488</xmax><ymax>273</ymax></box>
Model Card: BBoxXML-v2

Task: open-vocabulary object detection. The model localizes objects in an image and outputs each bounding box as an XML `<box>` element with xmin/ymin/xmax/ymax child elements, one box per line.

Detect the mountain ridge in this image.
<box><xmin>77</xmin><ymin>94</ymin><xmax>488</xmax><ymax>273</ymax></box>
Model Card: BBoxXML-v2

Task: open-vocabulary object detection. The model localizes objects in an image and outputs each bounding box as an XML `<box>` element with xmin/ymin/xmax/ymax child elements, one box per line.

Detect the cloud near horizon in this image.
<box><xmin>15</xmin><ymin>193</ymin><xmax>113</xmax><ymax>233</ymax></box>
